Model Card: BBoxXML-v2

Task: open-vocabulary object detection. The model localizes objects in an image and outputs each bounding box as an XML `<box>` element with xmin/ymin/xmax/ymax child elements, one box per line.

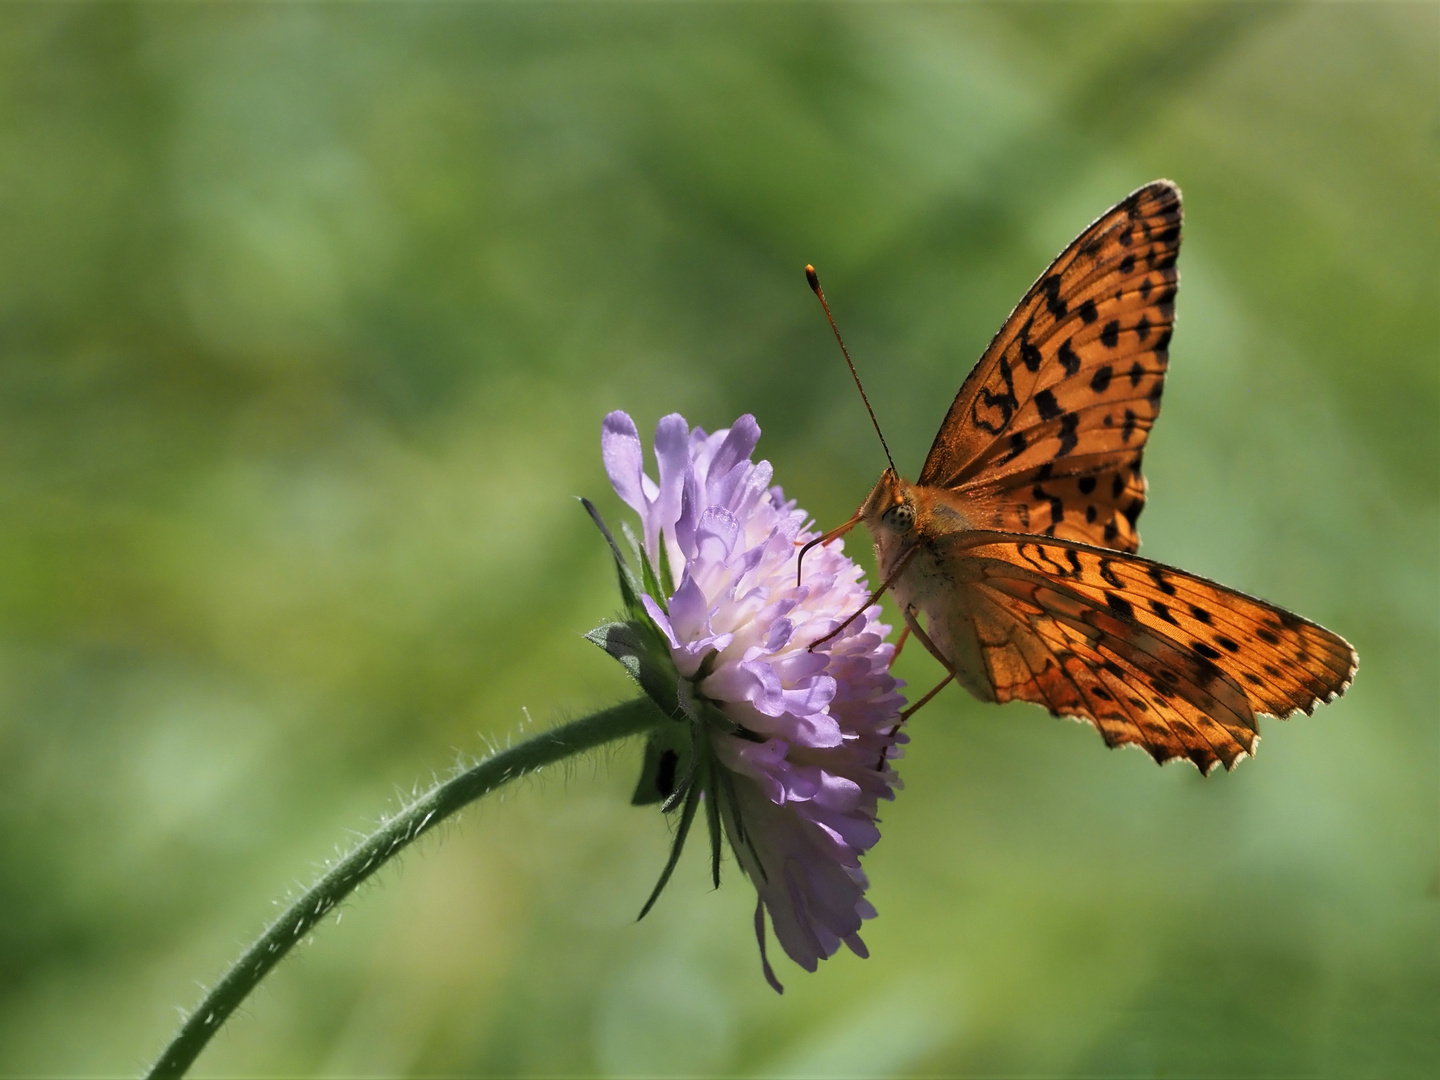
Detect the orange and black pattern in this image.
<box><xmin>945</xmin><ymin>532</ymin><xmax>1356</xmax><ymax>772</ymax></box>
<box><xmin>918</xmin><ymin>181</ymin><xmax>1181</xmax><ymax>553</ymax></box>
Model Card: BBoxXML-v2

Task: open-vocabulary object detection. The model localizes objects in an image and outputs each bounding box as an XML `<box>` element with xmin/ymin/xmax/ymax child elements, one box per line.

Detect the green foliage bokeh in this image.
<box><xmin>0</xmin><ymin>4</ymin><xmax>1435</xmax><ymax>1076</ymax></box>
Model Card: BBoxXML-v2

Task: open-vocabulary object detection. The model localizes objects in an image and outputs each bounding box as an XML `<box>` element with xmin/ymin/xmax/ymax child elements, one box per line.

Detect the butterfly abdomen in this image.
<box><xmin>885</xmin><ymin>535</ymin><xmax>1002</xmax><ymax>707</ymax></box>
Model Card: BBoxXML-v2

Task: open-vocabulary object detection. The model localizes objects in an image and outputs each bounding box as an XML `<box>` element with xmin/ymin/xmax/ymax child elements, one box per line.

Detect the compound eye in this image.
<box><xmin>882</xmin><ymin>503</ymin><xmax>915</xmax><ymax>533</ymax></box>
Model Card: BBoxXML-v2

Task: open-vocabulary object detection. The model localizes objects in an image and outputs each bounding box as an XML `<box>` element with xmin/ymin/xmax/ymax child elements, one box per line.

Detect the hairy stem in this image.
<box><xmin>146</xmin><ymin>697</ymin><xmax>668</xmax><ymax>1079</ymax></box>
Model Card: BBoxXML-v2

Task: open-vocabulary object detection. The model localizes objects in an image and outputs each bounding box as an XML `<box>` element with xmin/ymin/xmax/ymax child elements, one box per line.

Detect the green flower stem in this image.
<box><xmin>146</xmin><ymin>696</ymin><xmax>669</xmax><ymax>1080</ymax></box>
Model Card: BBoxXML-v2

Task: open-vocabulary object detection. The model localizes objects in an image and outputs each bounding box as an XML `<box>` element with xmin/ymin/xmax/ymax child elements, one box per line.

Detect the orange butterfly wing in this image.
<box><xmin>925</xmin><ymin>532</ymin><xmax>1356</xmax><ymax>771</ymax></box>
<box><xmin>917</xmin><ymin>181</ymin><xmax>1182</xmax><ymax>553</ymax></box>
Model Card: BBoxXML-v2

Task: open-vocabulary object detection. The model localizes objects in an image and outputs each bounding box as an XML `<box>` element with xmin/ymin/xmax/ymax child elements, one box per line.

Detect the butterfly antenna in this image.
<box><xmin>806</xmin><ymin>265</ymin><xmax>896</xmax><ymax>475</ymax></box>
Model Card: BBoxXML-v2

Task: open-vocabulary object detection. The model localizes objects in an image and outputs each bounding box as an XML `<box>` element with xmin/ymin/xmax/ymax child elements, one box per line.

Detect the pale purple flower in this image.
<box><xmin>602</xmin><ymin>410</ymin><xmax>906</xmax><ymax>988</ymax></box>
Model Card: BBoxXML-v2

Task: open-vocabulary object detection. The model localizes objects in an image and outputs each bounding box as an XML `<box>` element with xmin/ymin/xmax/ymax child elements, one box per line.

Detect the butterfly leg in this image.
<box><xmin>894</xmin><ymin>607</ymin><xmax>959</xmax><ymax>724</ymax></box>
<box><xmin>876</xmin><ymin>672</ymin><xmax>955</xmax><ymax>769</ymax></box>
<box><xmin>900</xmin><ymin>673</ymin><xmax>954</xmax><ymax>722</ymax></box>
<box><xmin>901</xmin><ymin>605</ymin><xmax>958</xmax><ymax>678</ymax></box>
<box><xmin>807</xmin><ymin>548</ymin><xmax>918</xmax><ymax>653</ymax></box>
<box><xmin>891</xmin><ymin>625</ymin><xmax>911</xmax><ymax>661</ymax></box>
<box><xmin>873</xmin><ymin>609</ymin><xmax>956</xmax><ymax>765</ymax></box>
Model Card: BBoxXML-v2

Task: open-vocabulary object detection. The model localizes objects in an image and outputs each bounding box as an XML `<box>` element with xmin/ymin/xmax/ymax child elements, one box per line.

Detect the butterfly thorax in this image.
<box><xmin>857</xmin><ymin>468</ymin><xmax>997</xmax><ymax>701</ymax></box>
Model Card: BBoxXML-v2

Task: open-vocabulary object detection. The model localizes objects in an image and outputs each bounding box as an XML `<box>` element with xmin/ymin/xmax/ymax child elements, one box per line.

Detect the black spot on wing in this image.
<box><xmin>1058</xmin><ymin>339</ymin><xmax>1081</xmax><ymax>375</ymax></box>
<box><xmin>1100</xmin><ymin>321</ymin><xmax>1120</xmax><ymax>349</ymax></box>
<box><xmin>1078</xmin><ymin>298</ymin><xmax>1098</xmax><ymax>324</ymax></box>
<box><xmin>1105</xmin><ymin>591</ymin><xmax>1134</xmax><ymax>618</ymax></box>
<box><xmin>1020</xmin><ymin>340</ymin><xmax>1042</xmax><ymax>373</ymax></box>
<box><xmin>1033</xmin><ymin>485</ymin><xmax>1065</xmax><ymax>526</ymax></box>
<box><xmin>1044</xmin><ymin>275</ymin><xmax>1066</xmax><ymax>318</ymax></box>
<box><xmin>1090</xmin><ymin>365</ymin><xmax>1112</xmax><ymax>393</ymax></box>
<box><xmin>1055</xmin><ymin>413</ymin><xmax>1079</xmax><ymax>457</ymax></box>
<box><xmin>1147</xmin><ymin>566</ymin><xmax>1176</xmax><ymax>595</ymax></box>
<box><xmin>1035</xmin><ymin>389</ymin><xmax>1062</xmax><ymax>421</ymax></box>
<box><xmin>973</xmin><ymin>355</ymin><xmax>1020</xmax><ymax>435</ymax></box>
<box><xmin>1002</xmin><ymin>431</ymin><xmax>1027</xmax><ymax>464</ymax></box>
<box><xmin>1192</xmin><ymin>640</ymin><xmax>1222</xmax><ymax>660</ymax></box>
<box><xmin>1078</xmin><ymin>476</ymin><xmax>1096</xmax><ymax>494</ymax></box>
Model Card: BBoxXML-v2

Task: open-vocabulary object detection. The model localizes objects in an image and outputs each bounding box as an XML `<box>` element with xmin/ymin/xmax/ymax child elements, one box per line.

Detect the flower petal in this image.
<box><xmin>602</xmin><ymin>412</ymin><xmax>647</xmax><ymax>515</ymax></box>
<box><xmin>665</xmin><ymin>575</ymin><xmax>712</xmax><ymax>642</ymax></box>
<box><xmin>709</xmin><ymin>413</ymin><xmax>761</xmax><ymax>481</ymax></box>
<box><xmin>694</xmin><ymin>507</ymin><xmax>739</xmax><ymax>566</ymax></box>
<box><xmin>650</xmin><ymin>414</ymin><xmax>692</xmax><ymax>559</ymax></box>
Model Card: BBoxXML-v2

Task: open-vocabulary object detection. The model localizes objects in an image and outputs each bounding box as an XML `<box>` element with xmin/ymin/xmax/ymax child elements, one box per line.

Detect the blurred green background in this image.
<box><xmin>0</xmin><ymin>3</ymin><xmax>1435</xmax><ymax>1076</ymax></box>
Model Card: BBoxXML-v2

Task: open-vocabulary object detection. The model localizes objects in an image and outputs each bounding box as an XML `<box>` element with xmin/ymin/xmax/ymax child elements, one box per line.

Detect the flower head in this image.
<box><xmin>598</xmin><ymin>410</ymin><xmax>905</xmax><ymax>989</ymax></box>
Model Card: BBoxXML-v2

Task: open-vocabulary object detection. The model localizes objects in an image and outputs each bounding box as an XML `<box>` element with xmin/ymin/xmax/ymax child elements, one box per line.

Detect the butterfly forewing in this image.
<box><xmin>941</xmin><ymin>531</ymin><xmax>1356</xmax><ymax>770</ymax></box>
<box><xmin>918</xmin><ymin>180</ymin><xmax>1181</xmax><ymax>553</ymax></box>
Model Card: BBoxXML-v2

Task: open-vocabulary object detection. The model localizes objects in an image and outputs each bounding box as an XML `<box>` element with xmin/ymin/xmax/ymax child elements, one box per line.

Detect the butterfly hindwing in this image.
<box><xmin>928</xmin><ymin>531</ymin><xmax>1356</xmax><ymax>772</ymax></box>
<box><xmin>918</xmin><ymin>180</ymin><xmax>1181</xmax><ymax>553</ymax></box>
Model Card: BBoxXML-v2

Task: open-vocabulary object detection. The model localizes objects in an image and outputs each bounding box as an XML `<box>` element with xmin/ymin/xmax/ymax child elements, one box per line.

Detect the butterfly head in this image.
<box><xmin>859</xmin><ymin>468</ymin><xmax>981</xmax><ymax>577</ymax></box>
<box><xmin>858</xmin><ymin>469</ymin><xmax>919</xmax><ymax>565</ymax></box>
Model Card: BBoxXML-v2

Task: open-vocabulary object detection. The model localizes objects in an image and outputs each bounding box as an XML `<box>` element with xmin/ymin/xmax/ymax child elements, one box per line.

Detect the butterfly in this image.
<box><xmin>804</xmin><ymin>180</ymin><xmax>1356</xmax><ymax>773</ymax></box>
